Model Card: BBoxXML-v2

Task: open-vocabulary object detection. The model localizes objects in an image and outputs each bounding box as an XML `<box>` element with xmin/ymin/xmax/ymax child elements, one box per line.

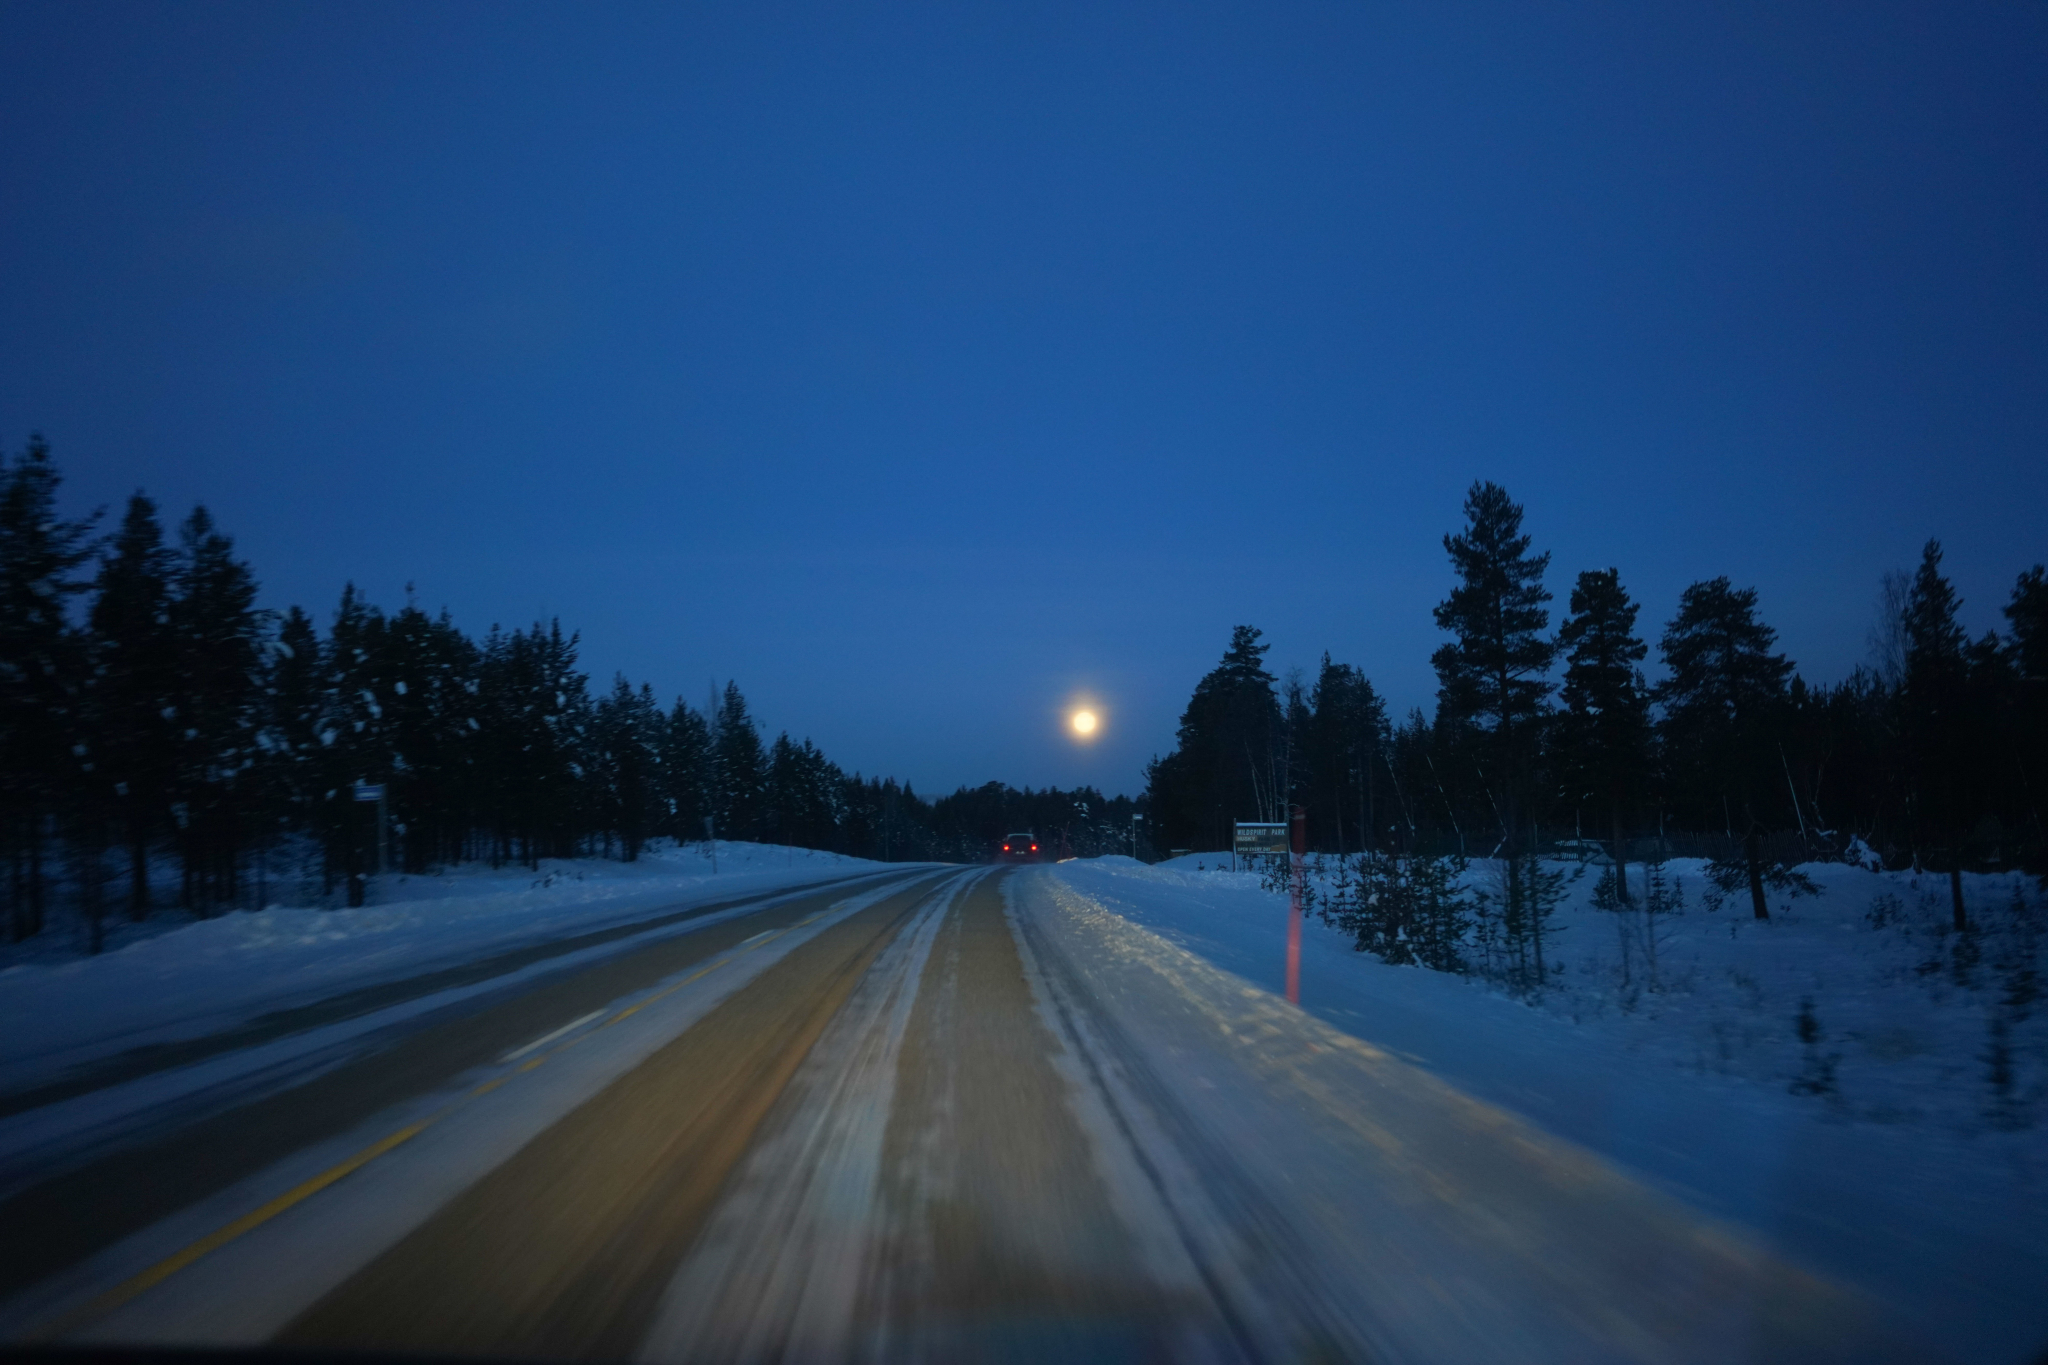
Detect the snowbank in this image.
<box><xmin>0</xmin><ymin>842</ymin><xmax>907</xmax><ymax>1094</ymax></box>
<box><xmin>1049</xmin><ymin>854</ymin><xmax>2048</xmax><ymax>1362</ymax></box>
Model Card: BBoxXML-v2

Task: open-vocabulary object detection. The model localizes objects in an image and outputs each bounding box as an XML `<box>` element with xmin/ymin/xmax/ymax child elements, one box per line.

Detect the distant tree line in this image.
<box><xmin>1146</xmin><ymin>480</ymin><xmax>2048</xmax><ymax>926</ymax></box>
<box><xmin>0</xmin><ymin>439</ymin><xmax>1137</xmax><ymax>947</ymax></box>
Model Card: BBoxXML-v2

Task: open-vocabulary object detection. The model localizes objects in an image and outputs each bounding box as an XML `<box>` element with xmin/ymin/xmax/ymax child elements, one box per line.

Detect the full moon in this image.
<box><xmin>1071</xmin><ymin>709</ymin><xmax>1098</xmax><ymax>736</ymax></box>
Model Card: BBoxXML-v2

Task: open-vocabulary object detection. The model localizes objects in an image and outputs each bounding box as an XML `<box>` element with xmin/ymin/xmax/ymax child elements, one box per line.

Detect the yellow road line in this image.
<box><xmin>36</xmin><ymin>1120</ymin><xmax>429</xmax><ymax>1338</ymax></box>
<box><xmin>29</xmin><ymin>904</ymin><xmax>843</xmax><ymax>1340</ymax></box>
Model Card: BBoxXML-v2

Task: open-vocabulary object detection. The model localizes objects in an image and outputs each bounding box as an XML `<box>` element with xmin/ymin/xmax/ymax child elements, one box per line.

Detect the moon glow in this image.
<box><xmin>1071</xmin><ymin>709</ymin><xmax>1099</xmax><ymax>736</ymax></box>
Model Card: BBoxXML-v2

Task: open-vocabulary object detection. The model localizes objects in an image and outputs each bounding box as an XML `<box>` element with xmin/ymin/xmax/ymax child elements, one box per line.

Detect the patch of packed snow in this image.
<box><xmin>1052</xmin><ymin>854</ymin><xmax>2048</xmax><ymax>1363</ymax></box>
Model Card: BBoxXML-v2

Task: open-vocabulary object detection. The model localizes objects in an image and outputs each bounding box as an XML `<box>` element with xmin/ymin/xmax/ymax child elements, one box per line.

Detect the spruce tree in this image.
<box><xmin>90</xmin><ymin>495</ymin><xmax>180</xmax><ymax>917</ymax></box>
<box><xmin>531</xmin><ymin>622</ymin><xmax>592</xmax><ymax>861</ymax></box>
<box><xmin>660</xmin><ymin>699</ymin><xmax>711</xmax><ymax>841</ymax></box>
<box><xmin>167</xmin><ymin>507</ymin><xmax>263</xmax><ymax>911</ymax></box>
<box><xmin>259</xmin><ymin>605</ymin><xmax>327</xmax><ymax>866</ymax></box>
<box><xmin>0</xmin><ymin>436</ymin><xmax>97</xmax><ymax>939</ymax></box>
<box><xmin>594</xmin><ymin>675</ymin><xmax>661</xmax><ymax>860</ymax></box>
<box><xmin>1303</xmin><ymin>654</ymin><xmax>1390</xmax><ymax>854</ymax></box>
<box><xmin>379</xmin><ymin>602</ymin><xmax>481</xmax><ymax>870</ymax></box>
<box><xmin>1430</xmin><ymin>481</ymin><xmax>1554</xmax><ymax>840</ymax></box>
<box><xmin>1145</xmin><ymin>626</ymin><xmax>1283</xmax><ymax>852</ymax></box>
<box><xmin>713</xmin><ymin>681</ymin><xmax>764</xmax><ymax>840</ymax></box>
<box><xmin>2005</xmin><ymin>566</ymin><xmax>2047</xmax><ymax>857</ymax></box>
<box><xmin>324</xmin><ymin>585</ymin><xmax>392</xmax><ymax>896</ymax></box>
<box><xmin>2007</xmin><ymin>566</ymin><xmax>2048</xmax><ymax>684</ymax></box>
<box><xmin>1555</xmin><ymin>568</ymin><xmax>1652</xmax><ymax>898</ymax></box>
<box><xmin>1901</xmin><ymin>540</ymin><xmax>1977</xmax><ymax>927</ymax></box>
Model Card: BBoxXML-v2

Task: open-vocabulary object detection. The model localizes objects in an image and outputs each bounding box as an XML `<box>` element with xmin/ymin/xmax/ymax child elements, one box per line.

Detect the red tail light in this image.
<box><xmin>1030</xmin><ymin>844</ymin><xmax>1038</xmax><ymax>851</ymax></box>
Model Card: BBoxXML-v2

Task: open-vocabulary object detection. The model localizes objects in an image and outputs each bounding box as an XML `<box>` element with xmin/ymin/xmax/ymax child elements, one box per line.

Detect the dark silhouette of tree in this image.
<box><xmin>1900</xmin><ymin>540</ymin><xmax>1988</xmax><ymax>928</ymax></box>
<box><xmin>0</xmin><ymin>436</ymin><xmax>97</xmax><ymax>940</ymax></box>
<box><xmin>594</xmin><ymin>676</ymin><xmax>663</xmax><ymax>861</ymax></box>
<box><xmin>712</xmin><ymin>681</ymin><xmax>764</xmax><ymax>840</ymax></box>
<box><xmin>90</xmin><ymin>495</ymin><xmax>180</xmax><ymax>919</ymax></box>
<box><xmin>764</xmin><ymin>734</ymin><xmax>842</xmax><ymax>850</ymax></box>
<box><xmin>1431</xmin><ymin>481</ymin><xmax>1554</xmax><ymax>843</ymax></box>
<box><xmin>2005</xmin><ymin>567</ymin><xmax>2048</xmax><ymax>856</ymax></box>
<box><xmin>166</xmin><ymin>507</ymin><xmax>263</xmax><ymax>912</ymax></box>
<box><xmin>1554</xmin><ymin>568</ymin><xmax>1652</xmax><ymax>897</ymax></box>
<box><xmin>1298</xmin><ymin>654</ymin><xmax>1390</xmax><ymax>854</ymax></box>
<box><xmin>1145</xmin><ymin>625</ymin><xmax>1283</xmax><ymax>852</ymax></box>
<box><xmin>1657</xmin><ymin>577</ymin><xmax>1793</xmax><ymax>917</ymax></box>
<box><xmin>660</xmin><ymin>699</ymin><xmax>712</xmax><ymax>841</ymax></box>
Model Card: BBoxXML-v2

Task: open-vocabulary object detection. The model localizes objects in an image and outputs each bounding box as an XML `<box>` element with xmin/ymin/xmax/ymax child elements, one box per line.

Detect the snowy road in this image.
<box><xmin>0</xmin><ymin>867</ymin><xmax>1931</xmax><ymax>1362</ymax></box>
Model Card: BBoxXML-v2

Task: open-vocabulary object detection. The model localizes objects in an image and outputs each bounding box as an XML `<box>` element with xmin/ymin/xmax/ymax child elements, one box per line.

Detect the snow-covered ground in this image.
<box><xmin>0</xmin><ymin>841</ymin><xmax>905</xmax><ymax>1099</ymax></box>
<box><xmin>6</xmin><ymin>841</ymin><xmax>2041</xmax><ymax>1356</ymax></box>
<box><xmin>1049</xmin><ymin>854</ymin><xmax>2048</xmax><ymax>1362</ymax></box>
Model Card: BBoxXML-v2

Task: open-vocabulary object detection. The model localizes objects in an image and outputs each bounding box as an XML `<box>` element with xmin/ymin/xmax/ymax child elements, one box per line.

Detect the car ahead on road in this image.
<box><xmin>998</xmin><ymin>832</ymin><xmax>1040</xmax><ymax>863</ymax></box>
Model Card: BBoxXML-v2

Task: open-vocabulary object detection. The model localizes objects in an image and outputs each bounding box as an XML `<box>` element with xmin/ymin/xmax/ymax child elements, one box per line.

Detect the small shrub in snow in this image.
<box><xmin>1981</xmin><ymin>1014</ymin><xmax>2025</xmax><ymax>1130</ymax></box>
<box><xmin>1701</xmin><ymin>854</ymin><xmax>1819</xmax><ymax>918</ymax></box>
<box><xmin>1472</xmin><ymin>852</ymin><xmax>1578</xmax><ymax>995</ymax></box>
<box><xmin>1323</xmin><ymin>851</ymin><xmax>1472</xmax><ymax>973</ymax></box>
<box><xmin>1790</xmin><ymin>996</ymin><xmax>1840</xmax><ymax>1099</ymax></box>
<box><xmin>1865</xmin><ymin>892</ymin><xmax>1906</xmax><ymax>930</ymax></box>
<box><xmin>1595</xmin><ymin>858</ymin><xmax>1686</xmax><ymax>996</ymax></box>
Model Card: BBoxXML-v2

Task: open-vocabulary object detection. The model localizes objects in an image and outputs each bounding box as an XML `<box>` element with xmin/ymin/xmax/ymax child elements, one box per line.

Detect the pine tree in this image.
<box><xmin>1657</xmin><ymin>577</ymin><xmax>1793</xmax><ymax>917</ymax></box>
<box><xmin>90</xmin><ymin>495</ymin><xmax>180</xmax><ymax>918</ymax></box>
<box><xmin>0</xmin><ymin>436</ymin><xmax>97</xmax><ymax>939</ymax></box>
<box><xmin>1657</xmin><ymin>577</ymin><xmax>1793</xmax><ymax>821</ymax></box>
<box><xmin>1555</xmin><ymin>568</ymin><xmax>1652</xmax><ymax>897</ymax></box>
<box><xmin>1430</xmin><ymin>482</ymin><xmax>1554</xmax><ymax>841</ymax></box>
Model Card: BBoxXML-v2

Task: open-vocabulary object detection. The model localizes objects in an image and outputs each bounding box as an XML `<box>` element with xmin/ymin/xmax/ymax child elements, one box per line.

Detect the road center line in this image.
<box><xmin>499</xmin><ymin>1011</ymin><xmax>608</xmax><ymax>1065</ymax></box>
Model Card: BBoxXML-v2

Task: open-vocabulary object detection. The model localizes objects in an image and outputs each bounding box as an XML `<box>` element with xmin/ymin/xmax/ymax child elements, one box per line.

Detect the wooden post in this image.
<box><xmin>1745</xmin><ymin>821</ymin><xmax>1770</xmax><ymax>920</ymax></box>
<box><xmin>1287</xmin><ymin>804</ymin><xmax>1307</xmax><ymax>1005</ymax></box>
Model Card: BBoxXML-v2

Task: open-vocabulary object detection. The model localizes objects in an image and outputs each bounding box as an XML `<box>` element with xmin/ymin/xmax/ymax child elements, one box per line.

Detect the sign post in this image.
<box><xmin>1233</xmin><ymin>822</ymin><xmax>1288</xmax><ymax>872</ymax></box>
<box><xmin>703</xmin><ymin>815</ymin><xmax>717</xmax><ymax>874</ymax></box>
<box><xmin>1287</xmin><ymin>804</ymin><xmax>1307</xmax><ymax>1005</ymax></box>
<box><xmin>352</xmin><ymin>783</ymin><xmax>387</xmax><ymax>905</ymax></box>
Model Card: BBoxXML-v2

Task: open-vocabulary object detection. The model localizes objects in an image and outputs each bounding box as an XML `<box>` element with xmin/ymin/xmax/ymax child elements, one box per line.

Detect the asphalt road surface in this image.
<box><xmin>0</xmin><ymin>866</ymin><xmax>1930</xmax><ymax>1363</ymax></box>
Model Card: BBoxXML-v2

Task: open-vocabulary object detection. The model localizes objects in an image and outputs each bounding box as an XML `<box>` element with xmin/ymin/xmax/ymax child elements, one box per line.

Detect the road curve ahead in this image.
<box><xmin>7</xmin><ymin>867</ymin><xmax>1927</xmax><ymax>1363</ymax></box>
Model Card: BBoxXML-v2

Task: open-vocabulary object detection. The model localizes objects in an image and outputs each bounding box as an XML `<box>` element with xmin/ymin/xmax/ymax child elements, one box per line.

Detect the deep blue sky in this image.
<box><xmin>4</xmin><ymin>2</ymin><xmax>2044</xmax><ymax>797</ymax></box>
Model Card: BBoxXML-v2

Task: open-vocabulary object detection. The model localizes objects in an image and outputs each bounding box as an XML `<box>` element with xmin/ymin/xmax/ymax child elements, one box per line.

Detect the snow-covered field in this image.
<box><xmin>1050</xmin><ymin>853</ymin><xmax>2048</xmax><ymax>1362</ymax></box>
<box><xmin>0</xmin><ymin>841</ymin><xmax>904</xmax><ymax>1098</ymax></box>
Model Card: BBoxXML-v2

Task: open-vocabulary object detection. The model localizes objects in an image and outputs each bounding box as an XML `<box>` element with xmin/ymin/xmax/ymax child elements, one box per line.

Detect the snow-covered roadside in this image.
<box><xmin>1047</xmin><ymin>855</ymin><xmax>2048</xmax><ymax>1363</ymax></box>
<box><xmin>0</xmin><ymin>842</ymin><xmax>913</xmax><ymax>1096</ymax></box>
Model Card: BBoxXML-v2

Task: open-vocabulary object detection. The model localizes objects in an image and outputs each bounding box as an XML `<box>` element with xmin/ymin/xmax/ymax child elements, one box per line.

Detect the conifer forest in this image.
<box><xmin>1144</xmin><ymin>481</ymin><xmax>2047</xmax><ymax>906</ymax></box>
<box><xmin>4</xmin><ymin>441</ymin><xmax>2042</xmax><ymax>952</ymax></box>
<box><xmin>0</xmin><ymin>438</ymin><xmax>1135</xmax><ymax>945</ymax></box>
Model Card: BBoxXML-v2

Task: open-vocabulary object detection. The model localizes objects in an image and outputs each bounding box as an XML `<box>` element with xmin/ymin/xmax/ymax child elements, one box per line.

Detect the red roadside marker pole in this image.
<box><xmin>1287</xmin><ymin>804</ymin><xmax>1307</xmax><ymax>1005</ymax></box>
